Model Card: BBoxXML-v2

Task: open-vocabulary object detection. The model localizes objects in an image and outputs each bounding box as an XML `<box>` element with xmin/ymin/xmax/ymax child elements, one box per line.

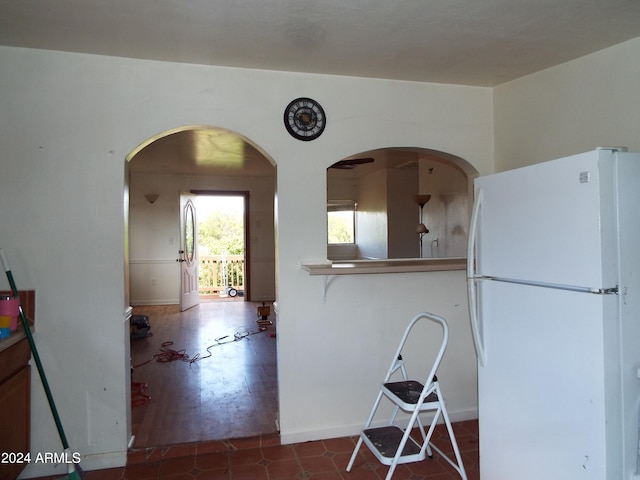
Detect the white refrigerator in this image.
<box><xmin>466</xmin><ymin>148</ymin><xmax>640</xmax><ymax>479</ymax></box>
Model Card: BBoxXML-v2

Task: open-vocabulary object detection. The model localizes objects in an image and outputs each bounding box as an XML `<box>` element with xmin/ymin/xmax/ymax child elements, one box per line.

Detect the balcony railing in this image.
<box><xmin>199</xmin><ymin>255</ymin><xmax>245</xmax><ymax>297</ymax></box>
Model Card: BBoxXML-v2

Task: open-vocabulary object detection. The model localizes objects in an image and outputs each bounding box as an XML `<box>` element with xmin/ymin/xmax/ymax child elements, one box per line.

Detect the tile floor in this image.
<box><xmin>31</xmin><ymin>419</ymin><xmax>479</xmax><ymax>479</ymax></box>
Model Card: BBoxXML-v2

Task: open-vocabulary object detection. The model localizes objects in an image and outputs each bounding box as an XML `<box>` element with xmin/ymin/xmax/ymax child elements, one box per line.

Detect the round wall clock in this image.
<box><xmin>284</xmin><ymin>97</ymin><xmax>326</xmax><ymax>141</ymax></box>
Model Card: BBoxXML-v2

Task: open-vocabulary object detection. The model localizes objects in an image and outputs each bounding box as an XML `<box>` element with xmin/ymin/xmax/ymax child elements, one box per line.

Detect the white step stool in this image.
<box><xmin>346</xmin><ymin>312</ymin><xmax>467</xmax><ymax>480</ymax></box>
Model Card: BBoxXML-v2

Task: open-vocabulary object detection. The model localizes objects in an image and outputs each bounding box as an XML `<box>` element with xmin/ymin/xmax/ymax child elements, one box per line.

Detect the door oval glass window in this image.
<box><xmin>184</xmin><ymin>201</ymin><xmax>196</xmax><ymax>264</ymax></box>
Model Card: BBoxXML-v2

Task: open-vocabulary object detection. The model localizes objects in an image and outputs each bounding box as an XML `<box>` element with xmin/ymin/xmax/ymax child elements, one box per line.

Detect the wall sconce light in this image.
<box><xmin>144</xmin><ymin>194</ymin><xmax>159</xmax><ymax>204</ymax></box>
<box><xmin>414</xmin><ymin>194</ymin><xmax>431</xmax><ymax>257</ymax></box>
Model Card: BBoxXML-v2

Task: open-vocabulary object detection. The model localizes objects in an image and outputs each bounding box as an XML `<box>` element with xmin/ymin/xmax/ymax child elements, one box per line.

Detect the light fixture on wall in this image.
<box><xmin>144</xmin><ymin>194</ymin><xmax>159</xmax><ymax>204</ymax></box>
<box><xmin>415</xmin><ymin>194</ymin><xmax>431</xmax><ymax>257</ymax></box>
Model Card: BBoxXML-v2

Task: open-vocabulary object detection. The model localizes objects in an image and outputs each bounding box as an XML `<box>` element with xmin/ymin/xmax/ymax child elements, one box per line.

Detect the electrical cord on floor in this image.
<box><xmin>130</xmin><ymin>327</ymin><xmax>268</xmax><ymax>408</ymax></box>
<box><xmin>131</xmin><ymin>341</ymin><xmax>192</xmax><ymax>368</ymax></box>
<box><xmin>131</xmin><ymin>327</ymin><xmax>268</xmax><ymax>368</ymax></box>
<box><xmin>191</xmin><ymin>327</ymin><xmax>267</xmax><ymax>363</ymax></box>
<box><xmin>131</xmin><ymin>381</ymin><xmax>151</xmax><ymax>408</ymax></box>
<box><xmin>155</xmin><ymin>341</ymin><xmax>193</xmax><ymax>363</ymax></box>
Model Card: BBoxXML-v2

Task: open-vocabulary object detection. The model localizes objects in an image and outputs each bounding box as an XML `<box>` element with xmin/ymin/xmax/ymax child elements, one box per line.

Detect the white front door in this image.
<box><xmin>179</xmin><ymin>195</ymin><xmax>200</xmax><ymax>311</ymax></box>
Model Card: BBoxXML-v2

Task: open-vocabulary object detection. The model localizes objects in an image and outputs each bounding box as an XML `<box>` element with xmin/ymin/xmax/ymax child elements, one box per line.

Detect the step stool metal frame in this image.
<box><xmin>346</xmin><ymin>312</ymin><xmax>467</xmax><ymax>480</ymax></box>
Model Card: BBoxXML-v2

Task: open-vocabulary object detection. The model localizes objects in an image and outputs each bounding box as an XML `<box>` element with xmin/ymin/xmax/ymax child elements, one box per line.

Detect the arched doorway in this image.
<box><xmin>124</xmin><ymin>126</ymin><xmax>278</xmax><ymax>448</ymax></box>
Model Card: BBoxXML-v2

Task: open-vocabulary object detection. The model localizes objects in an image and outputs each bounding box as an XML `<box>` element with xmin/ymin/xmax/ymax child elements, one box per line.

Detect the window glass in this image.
<box><xmin>184</xmin><ymin>201</ymin><xmax>196</xmax><ymax>264</ymax></box>
<box><xmin>327</xmin><ymin>209</ymin><xmax>355</xmax><ymax>244</ymax></box>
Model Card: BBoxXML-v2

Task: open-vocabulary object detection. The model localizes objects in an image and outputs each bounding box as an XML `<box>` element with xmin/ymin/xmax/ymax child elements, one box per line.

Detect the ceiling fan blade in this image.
<box><xmin>330</xmin><ymin>158</ymin><xmax>374</xmax><ymax>169</ymax></box>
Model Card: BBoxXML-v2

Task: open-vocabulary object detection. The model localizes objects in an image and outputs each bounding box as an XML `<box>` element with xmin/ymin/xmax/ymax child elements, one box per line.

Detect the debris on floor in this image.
<box><xmin>131</xmin><ymin>381</ymin><xmax>150</xmax><ymax>408</ymax></box>
<box><xmin>257</xmin><ymin>302</ymin><xmax>273</xmax><ymax>326</ymax></box>
<box><xmin>130</xmin><ymin>314</ymin><xmax>152</xmax><ymax>339</ymax></box>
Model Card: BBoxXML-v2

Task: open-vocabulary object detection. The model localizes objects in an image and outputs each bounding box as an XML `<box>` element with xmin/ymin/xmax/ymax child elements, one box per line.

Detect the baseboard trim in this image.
<box><xmin>129</xmin><ymin>299</ymin><xmax>179</xmax><ymax>306</ymax></box>
<box><xmin>279</xmin><ymin>408</ymin><xmax>478</xmax><ymax>445</ymax></box>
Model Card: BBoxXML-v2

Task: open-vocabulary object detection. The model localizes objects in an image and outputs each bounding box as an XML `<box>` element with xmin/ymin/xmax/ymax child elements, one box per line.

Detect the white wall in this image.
<box><xmin>419</xmin><ymin>159</ymin><xmax>470</xmax><ymax>258</ymax></box>
<box><xmin>128</xmin><ymin>171</ymin><xmax>276</xmax><ymax>304</ymax></box>
<box><xmin>278</xmin><ymin>269</ymin><xmax>477</xmax><ymax>443</ymax></box>
<box><xmin>356</xmin><ymin>169</ymin><xmax>389</xmax><ymax>259</ymax></box>
<box><xmin>494</xmin><ymin>37</ymin><xmax>640</xmax><ymax>171</ymax></box>
<box><xmin>387</xmin><ymin>167</ymin><xmax>420</xmax><ymax>258</ymax></box>
<box><xmin>0</xmin><ymin>46</ymin><xmax>493</xmax><ymax>477</ymax></box>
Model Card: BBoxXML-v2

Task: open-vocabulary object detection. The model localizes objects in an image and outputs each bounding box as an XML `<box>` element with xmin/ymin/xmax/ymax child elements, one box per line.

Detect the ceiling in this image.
<box><xmin>4</xmin><ymin>0</ymin><xmax>640</xmax><ymax>175</ymax></box>
<box><xmin>127</xmin><ymin>128</ymin><xmax>276</xmax><ymax>176</ymax></box>
<box><xmin>2</xmin><ymin>0</ymin><xmax>640</xmax><ymax>87</ymax></box>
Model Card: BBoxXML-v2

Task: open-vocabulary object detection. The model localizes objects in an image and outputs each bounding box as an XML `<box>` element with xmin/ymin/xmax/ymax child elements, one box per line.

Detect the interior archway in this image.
<box><xmin>127</xmin><ymin>126</ymin><xmax>277</xmax><ymax>303</ymax></box>
<box><xmin>124</xmin><ymin>125</ymin><xmax>278</xmax><ymax>448</ymax></box>
<box><xmin>327</xmin><ymin>147</ymin><xmax>478</xmax><ymax>260</ymax></box>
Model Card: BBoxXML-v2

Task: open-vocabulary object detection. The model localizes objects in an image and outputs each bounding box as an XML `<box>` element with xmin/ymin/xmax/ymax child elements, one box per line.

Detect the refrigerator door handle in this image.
<box><xmin>467</xmin><ymin>188</ymin><xmax>486</xmax><ymax>366</ymax></box>
<box><xmin>467</xmin><ymin>187</ymin><xmax>482</xmax><ymax>278</ymax></box>
<box><xmin>467</xmin><ymin>277</ymin><xmax>486</xmax><ymax>366</ymax></box>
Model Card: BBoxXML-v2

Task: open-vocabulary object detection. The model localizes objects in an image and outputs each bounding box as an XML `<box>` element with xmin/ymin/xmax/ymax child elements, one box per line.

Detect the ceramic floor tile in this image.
<box><xmin>30</xmin><ymin>421</ymin><xmax>478</xmax><ymax>480</ymax></box>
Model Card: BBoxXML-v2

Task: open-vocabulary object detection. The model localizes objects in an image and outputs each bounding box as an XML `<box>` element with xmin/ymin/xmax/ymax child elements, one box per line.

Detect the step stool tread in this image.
<box><xmin>383</xmin><ymin>380</ymin><xmax>438</xmax><ymax>405</ymax></box>
<box><xmin>363</xmin><ymin>425</ymin><xmax>424</xmax><ymax>462</ymax></box>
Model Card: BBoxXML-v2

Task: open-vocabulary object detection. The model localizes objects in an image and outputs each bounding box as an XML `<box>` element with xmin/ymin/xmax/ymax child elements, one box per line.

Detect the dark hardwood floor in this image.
<box><xmin>129</xmin><ymin>300</ymin><xmax>278</xmax><ymax>448</ymax></box>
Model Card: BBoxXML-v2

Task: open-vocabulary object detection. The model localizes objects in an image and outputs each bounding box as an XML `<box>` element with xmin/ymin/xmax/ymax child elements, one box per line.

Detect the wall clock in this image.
<box><xmin>284</xmin><ymin>97</ymin><xmax>326</xmax><ymax>141</ymax></box>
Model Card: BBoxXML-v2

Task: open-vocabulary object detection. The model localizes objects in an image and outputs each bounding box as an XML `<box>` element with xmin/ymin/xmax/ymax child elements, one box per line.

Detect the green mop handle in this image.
<box><xmin>0</xmin><ymin>249</ymin><xmax>71</xmax><ymax>451</ymax></box>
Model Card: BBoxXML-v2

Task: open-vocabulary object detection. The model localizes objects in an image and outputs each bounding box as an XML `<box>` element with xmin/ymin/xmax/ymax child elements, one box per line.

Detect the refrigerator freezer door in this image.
<box><xmin>614</xmin><ymin>152</ymin><xmax>640</xmax><ymax>477</ymax></box>
<box><xmin>474</xmin><ymin>149</ymin><xmax>616</xmax><ymax>288</ymax></box>
<box><xmin>478</xmin><ymin>280</ymin><xmax>611</xmax><ymax>479</ymax></box>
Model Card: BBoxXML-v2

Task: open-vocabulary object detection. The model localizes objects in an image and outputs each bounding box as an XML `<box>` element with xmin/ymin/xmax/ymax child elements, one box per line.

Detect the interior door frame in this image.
<box><xmin>191</xmin><ymin>189</ymin><xmax>251</xmax><ymax>301</ymax></box>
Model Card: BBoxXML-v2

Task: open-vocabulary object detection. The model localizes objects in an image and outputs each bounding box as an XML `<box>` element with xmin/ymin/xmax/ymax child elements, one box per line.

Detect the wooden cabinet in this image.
<box><xmin>0</xmin><ymin>337</ymin><xmax>30</xmax><ymax>480</ymax></box>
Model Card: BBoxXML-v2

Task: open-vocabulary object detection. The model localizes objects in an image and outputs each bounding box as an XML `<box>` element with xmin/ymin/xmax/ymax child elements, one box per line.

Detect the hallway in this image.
<box><xmin>129</xmin><ymin>301</ymin><xmax>278</xmax><ymax>447</ymax></box>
